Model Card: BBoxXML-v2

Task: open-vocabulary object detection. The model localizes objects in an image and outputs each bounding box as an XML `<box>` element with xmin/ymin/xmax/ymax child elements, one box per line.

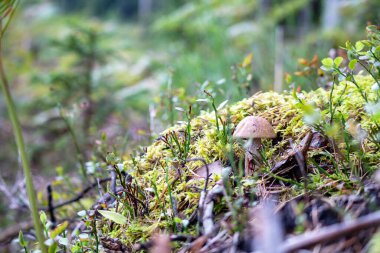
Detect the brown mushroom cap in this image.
<box><xmin>233</xmin><ymin>116</ymin><xmax>276</xmax><ymax>139</ymax></box>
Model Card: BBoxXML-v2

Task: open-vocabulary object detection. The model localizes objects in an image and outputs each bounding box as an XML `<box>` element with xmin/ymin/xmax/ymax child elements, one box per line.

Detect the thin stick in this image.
<box><xmin>291</xmin><ymin>132</ymin><xmax>312</xmax><ymax>200</ymax></box>
<box><xmin>202</xmin><ymin>185</ymin><xmax>223</xmax><ymax>235</ymax></box>
<box><xmin>280</xmin><ymin>209</ymin><xmax>380</xmax><ymax>252</ymax></box>
<box><xmin>109</xmin><ymin>170</ymin><xmax>117</xmax><ymax>203</ymax></box>
<box><xmin>47</xmin><ymin>184</ymin><xmax>56</xmax><ymax>228</ymax></box>
<box><xmin>43</xmin><ymin>177</ymin><xmax>111</xmax><ymax>211</ymax></box>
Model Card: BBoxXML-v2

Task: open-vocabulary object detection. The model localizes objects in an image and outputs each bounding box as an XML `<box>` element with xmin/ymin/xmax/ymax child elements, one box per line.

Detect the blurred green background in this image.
<box><xmin>0</xmin><ymin>0</ymin><xmax>379</xmax><ymax>229</ymax></box>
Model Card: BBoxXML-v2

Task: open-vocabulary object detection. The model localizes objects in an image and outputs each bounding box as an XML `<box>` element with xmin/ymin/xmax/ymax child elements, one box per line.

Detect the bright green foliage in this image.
<box><xmin>39</xmin><ymin>211</ymin><xmax>70</xmax><ymax>252</ymax></box>
<box><xmin>98</xmin><ymin>210</ymin><xmax>128</xmax><ymax>225</ymax></box>
<box><xmin>18</xmin><ymin>231</ymin><xmax>28</xmax><ymax>252</ymax></box>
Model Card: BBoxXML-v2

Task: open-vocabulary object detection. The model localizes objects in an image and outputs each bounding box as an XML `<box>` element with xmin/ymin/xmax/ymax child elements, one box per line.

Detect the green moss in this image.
<box><xmin>104</xmin><ymin>74</ymin><xmax>380</xmax><ymax>248</ymax></box>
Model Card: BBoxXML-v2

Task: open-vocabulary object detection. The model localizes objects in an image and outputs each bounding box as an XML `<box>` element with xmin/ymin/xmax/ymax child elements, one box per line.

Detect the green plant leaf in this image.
<box><xmin>347</xmin><ymin>50</ymin><xmax>356</xmax><ymax>60</ymax></box>
<box><xmin>106</xmin><ymin>152</ymin><xmax>118</xmax><ymax>165</ymax></box>
<box><xmin>40</xmin><ymin>211</ymin><xmax>47</xmax><ymax>224</ymax></box>
<box><xmin>242</xmin><ymin>53</ymin><xmax>253</xmax><ymax>68</ymax></box>
<box><xmin>321</xmin><ymin>58</ymin><xmax>333</xmax><ymax>68</ymax></box>
<box><xmin>345</xmin><ymin>41</ymin><xmax>353</xmax><ymax>50</ymax></box>
<box><xmin>48</xmin><ymin>242</ymin><xmax>58</xmax><ymax>253</ymax></box>
<box><xmin>375</xmin><ymin>45</ymin><xmax>380</xmax><ymax>58</ymax></box>
<box><xmin>51</xmin><ymin>221</ymin><xmax>68</xmax><ymax>239</ymax></box>
<box><xmin>348</xmin><ymin>59</ymin><xmax>357</xmax><ymax>70</ymax></box>
<box><xmin>98</xmin><ymin>210</ymin><xmax>127</xmax><ymax>225</ymax></box>
<box><xmin>173</xmin><ymin>217</ymin><xmax>182</xmax><ymax>223</ymax></box>
<box><xmin>18</xmin><ymin>231</ymin><xmax>27</xmax><ymax>247</ymax></box>
<box><xmin>334</xmin><ymin>57</ymin><xmax>343</xmax><ymax>67</ymax></box>
<box><xmin>217</xmin><ymin>100</ymin><xmax>229</xmax><ymax>110</ymax></box>
<box><xmin>355</xmin><ymin>41</ymin><xmax>364</xmax><ymax>52</ymax></box>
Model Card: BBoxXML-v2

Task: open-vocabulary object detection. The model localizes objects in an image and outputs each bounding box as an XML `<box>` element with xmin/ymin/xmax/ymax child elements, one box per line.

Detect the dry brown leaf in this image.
<box><xmin>191</xmin><ymin>160</ymin><xmax>223</xmax><ymax>179</ymax></box>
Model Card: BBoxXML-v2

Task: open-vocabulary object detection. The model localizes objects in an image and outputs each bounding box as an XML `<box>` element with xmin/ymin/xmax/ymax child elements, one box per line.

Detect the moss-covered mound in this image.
<box><xmin>89</xmin><ymin>73</ymin><xmax>380</xmax><ymax>251</ymax></box>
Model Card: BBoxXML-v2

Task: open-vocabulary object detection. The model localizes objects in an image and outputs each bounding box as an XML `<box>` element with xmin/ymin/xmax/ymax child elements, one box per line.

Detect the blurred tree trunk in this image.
<box><xmin>298</xmin><ymin>1</ymin><xmax>311</xmax><ymax>38</ymax></box>
<box><xmin>259</xmin><ymin>0</ymin><xmax>271</xmax><ymax>18</ymax></box>
<box><xmin>138</xmin><ymin>0</ymin><xmax>152</xmax><ymax>24</ymax></box>
<box><xmin>322</xmin><ymin>0</ymin><xmax>340</xmax><ymax>31</ymax></box>
<box><xmin>274</xmin><ymin>26</ymin><xmax>284</xmax><ymax>92</ymax></box>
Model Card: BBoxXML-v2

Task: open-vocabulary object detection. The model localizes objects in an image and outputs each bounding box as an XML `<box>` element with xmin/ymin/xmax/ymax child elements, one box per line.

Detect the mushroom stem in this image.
<box><xmin>245</xmin><ymin>138</ymin><xmax>262</xmax><ymax>176</ymax></box>
<box><xmin>233</xmin><ymin>116</ymin><xmax>276</xmax><ymax>176</ymax></box>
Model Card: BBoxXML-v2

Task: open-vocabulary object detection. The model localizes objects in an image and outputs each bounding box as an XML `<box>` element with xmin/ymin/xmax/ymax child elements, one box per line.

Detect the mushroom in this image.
<box><xmin>233</xmin><ymin>116</ymin><xmax>276</xmax><ymax>176</ymax></box>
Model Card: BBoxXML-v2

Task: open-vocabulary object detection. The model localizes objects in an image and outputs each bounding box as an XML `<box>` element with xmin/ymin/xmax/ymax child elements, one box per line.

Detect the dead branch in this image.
<box><xmin>202</xmin><ymin>184</ymin><xmax>223</xmax><ymax>235</ymax></box>
<box><xmin>47</xmin><ymin>184</ymin><xmax>57</xmax><ymax>228</ymax></box>
<box><xmin>42</xmin><ymin>177</ymin><xmax>111</xmax><ymax>211</ymax></box>
<box><xmin>280</xmin><ymin>209</ymin><xmax>380</xmax><ymax>252</ymax></box>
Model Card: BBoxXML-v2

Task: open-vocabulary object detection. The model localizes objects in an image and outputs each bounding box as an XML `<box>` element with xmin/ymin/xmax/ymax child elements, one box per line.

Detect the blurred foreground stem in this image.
<box><xmin>0</xmin><ymin>9</ymin><xmax>47</xmax><ymax>253</ymax></box>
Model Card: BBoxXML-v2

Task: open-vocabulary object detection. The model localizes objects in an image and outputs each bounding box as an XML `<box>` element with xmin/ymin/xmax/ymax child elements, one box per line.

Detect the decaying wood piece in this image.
<box><xmin>200</xmin><ymin>184</ymin><xmax>223</xmax><ymax>235</ymax></box>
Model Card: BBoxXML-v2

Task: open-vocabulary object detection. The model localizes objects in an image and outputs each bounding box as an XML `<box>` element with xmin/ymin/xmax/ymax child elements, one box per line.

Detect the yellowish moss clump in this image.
<box><xmin>109</xmin><ymin>74</ymin><xmax>379</xmax><ymax>247</ymax></box>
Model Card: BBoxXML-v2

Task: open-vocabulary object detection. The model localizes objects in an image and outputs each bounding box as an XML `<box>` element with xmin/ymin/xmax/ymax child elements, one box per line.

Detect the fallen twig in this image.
<box><xmin>202</xmin><ymin>185</ymin><xmax>223</xmax><ymax>235</ymax></box>
<box><xmin>47</xmin><ymin>184</ymin><xmax>56</xmax><ymax>228</ymax></box>
<box><xmin>279</xmin><ymin>209</ymin><xmax>380</xmax><ymax>252</ymax></box>
<box><xmin>290</xmin><ymin>131</ymin><xmax>312</xmax><ymax>201</ymax></box>
<box><xmin>109</xmin><ymin>170</ymin><xmax>117</xmax><ymax>203</ymax></box>
<box><xmin>42</xmin><ymin>177</ymin><xmax>111</xmax><ymax>211</ymax></box>
<box><xmin>229</xmin><ymin>232</ymin><xmax>239</xmax><ymax>253</ymax></box>
<box><xmin>178</xmin><ymin>224</ymin><xmax>221</xmax><ymax>253</ymax></box>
